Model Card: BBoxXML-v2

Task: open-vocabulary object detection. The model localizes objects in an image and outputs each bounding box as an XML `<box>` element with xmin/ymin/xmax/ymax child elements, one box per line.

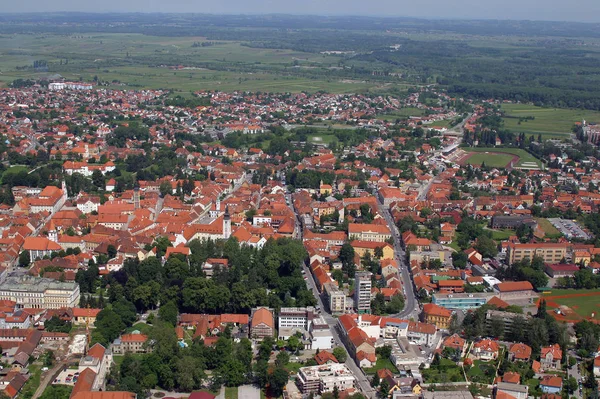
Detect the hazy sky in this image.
<box><xmin>7</xmin><ymin>0</ymin><xmax>600</xmax><ymax>23</ymax></box>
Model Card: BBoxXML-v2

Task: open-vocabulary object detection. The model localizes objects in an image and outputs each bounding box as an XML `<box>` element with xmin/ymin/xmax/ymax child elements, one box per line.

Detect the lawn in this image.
<box><xmin>467</xmin><ymin>360</ymin><xmax>497</xmax><ymax>384</ymax></box>
<box><xmin>113</xmin><ymin>353</ymin><xmax>145</xmax><ymax>368</ymax></box>
<box><xmin>307</xmin><ymin>134</ymin><xmax>338</xmax><ymax>145</ymax></box>
<box><xmin>125</xmin><ymin>322</ymin><xmax>153</xmax><ymax>335</ymax></box>
<box><xmin>464</xmin><ymin>147</ymin><xmax>542</xmax><ymax>169</ymax></box>
<box><xmin>225</xmin><ymin>387</ymin><xmax>238</xmax><ymax>399</ymax></box>
<box><xmin>363</xmin><ymin>358</ymin><xmax>400</xmax><ymax>375</ymax></box>
<box><xmin>501</xmin><ymin>104</ymin><xmax>600</xmax><ymax>138</ymax></box>
<box><xmin>465</xmin><ymin>152</ymin><xmax>514</xmax><ymax>168</ymax></box>
<box><xmin>375</xmin><ymin>107</ymin><xmax>427</xmax><ymax>121</ymax></box>
<box><xmin>542</xmin><ymin>289</ymin><xmax>600</xmax><ymax>321</ymax></box>
<box><xmin>422</xmin><ymin>358</ymin><xmax>465</xmax><ymax>383</ymax></box>
<box><xmin>535</xmin><ymin>218</ymin><xmax>562</xmax><ymax>238</ymax></box>
<box><xmin>19</xmin><ymin>365</ymin><xmax>41</xmax><ymax>399</ymax></box>
<box><xmin>488</xmin><ymin>228</ymin><xmax>515</xmax><ymax>241</ymax></box>
<box><xmin>285</xmin><ymin>362</ymin><xmax>304</xmax><ymax>374</ymax></box>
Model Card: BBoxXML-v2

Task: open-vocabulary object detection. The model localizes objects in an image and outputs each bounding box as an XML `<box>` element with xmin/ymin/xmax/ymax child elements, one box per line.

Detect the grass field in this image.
<box><xmin>535</xmin><ymin>218</ymin><xmax>562</xmax><ymax>238</ymax></box>
<box><xmin>542</xmin><ymin>289</ymin><xmax>600</xmax><ymax>321</ymax></box>
<box><xmin>307</xmin><ymin>134</ymin><xmax>338</xmax><ymax>144</ymax></box>
<box><xmin>375</xmin><ymin>107</ymin><xmax>427</xmax><ymax>121</ymax></box>
<box><xmin>501</xmin><ymin>104</ymin><xmax>600</xmax><ymax>138</ymax></box>
<box><xmin>363</xmin><ymin>358</ymin><xmax>400</xmax><ymax>375</ymax></box>
<box><xmin>488</xmin><ymin>228</ymin><xmax>515</xmax><ymax>241</ymax></box>
<box><xmin>464</xmin><ymin>152</ymin><xmax>514</xmax><ymax>168</ymax></box>
<box><xmin>0</xmin><ymin>33</ymin><xmax>391</xmax><ymax>94</ymax></box>
<box><xmin>463</xmin><ymin>147</ymin><xmax>542</xmax><ymax>169</ymax></box>
<box><xmin>467</xmin><ymin>360</ymin><xmax>497</xmax><ymax>384</ymax></box>
<box><xmin>225</xmin><ymin>387</ymin><xmax>238</xmax><ymax>399</ymax></box>
<box><xmin>422</xmin><ymin>358</ymin><xmax>465</xmax><ymax>383</ymax></box>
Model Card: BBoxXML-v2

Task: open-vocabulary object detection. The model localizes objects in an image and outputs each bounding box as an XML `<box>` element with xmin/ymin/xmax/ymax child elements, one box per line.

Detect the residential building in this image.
<box><xmin>0</xmin><ymin>275</ymin><xmax>80</xmax><ymax>309</ymax></box>
<box><xmin>496</xmin><ymin>382</ymin><xmax>529</xmax><ymax>399</ymax></box>
<box><xmin>540</xmin><ymin>344</ymin><xmax>562</xmax><ymax>370</ymax></box>
<box><xmin>278</xmin><ymin>307</ymin><xmax>317</xmax><ymax>331</ymax></box>
<box><xmin>593</xmin><ymin>357</ymin><xmax>600</xmax><ymax>377</ymax></box>
<box><xmin>351</xmin><ymin>241</ymin><xmax>395</xmax><ymax>260</ymax></box>
<box><xmin>508</xmin><ymin>343</ymin><xmax>532</xmax><ymax>362</ymax></box>
<box><xmin>348</xmin><ymin>223</ymin><xmax>392</xmax><ymax>243</ymax></box>
<box><xmin>442</xmin><ymin>334</ymin><xmax>467</xmax><ymax>355</ymax></box>
<box><xmin>406</xmin><ymin>321</ymin><xmax>436</xmax><ymax>347</ymax></box>
<box><xmin>540</xmin><ymin>376</ymin><xmax>562</xmax><ymax>394</ymax></box>
<box><xmin>296</xmin><ymin>364</ymin><xmax>355</xmax><ymax>394</ymax></box>
<box><xmin>112</xmin><ymin>334</ymin><xmax>149</xmax><ymax>354</ymax></box>
<box><xmin>472</xmin><ymin>338</ymin><xmax>500</xmax><ymax>360</ymax></box>
<box><xmin>485</xmin><ymin>310</ymin><xmax>531</xmax><ymax>336</ymax></box>
<box><xmin>507</xmin><ymin>243</ymin><xmax>568</xmax><ymax>265</ymax></box>
<box><xmin>323</xmin><ymin>283</ymin><xmax>346</xmax><ymax>315</ymax></box>
<box><xmin>250</xmin><ymin>307</ymin><xmax>274</xmax><ymax>340</ymax></box>
<box><xmin>422</xmin><ymin>303</ymin><xmax>452</xmax><ymax>329</ymax></box>
<box><xmin>309</xmin><ymin>316</ymin><xmax>334</xmax><ymax>350</ymax></box>
<box><xmin>354</xmin><ymin>271</ymin><xmax>372</xmax><ymax>314</ymax></box>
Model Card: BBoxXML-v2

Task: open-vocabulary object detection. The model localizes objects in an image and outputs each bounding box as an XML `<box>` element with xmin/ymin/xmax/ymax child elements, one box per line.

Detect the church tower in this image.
<box><xmin>223</xmin><ymin>205</ymin><xmax>231</xmax><ymax>239</ymax></box>
<box><xmin>48</xmin><ymin>220</ymin><xmax>58</xmax><ymax>243</ymax></box>
<box><xmin>133</xmin><ymin>184</ymin><xmax>140</xmax><ymax>210</ymax></box>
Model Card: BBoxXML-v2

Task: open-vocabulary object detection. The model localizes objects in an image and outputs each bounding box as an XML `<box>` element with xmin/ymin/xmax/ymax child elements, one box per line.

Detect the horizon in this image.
<box><xmin>3</xmin><ymin>1</ymin><xmax>600</xmax><ymax>24</ymax></box>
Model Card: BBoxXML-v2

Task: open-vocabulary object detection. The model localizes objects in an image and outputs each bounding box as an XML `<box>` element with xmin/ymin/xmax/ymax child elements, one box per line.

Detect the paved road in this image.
<box><xmin>375</xmin><ymin>197</ymin><xmax>418</xmax><ymax>320</ymax></box>
<box><xmin>238</xmin><ymin>384</ymin><xmax>260</xmax><ymax>399</ymax></box>
<box><xmin>567</xmin><ymin>350</ymin><xmax>584</xmax><ymax>398</ymax></box>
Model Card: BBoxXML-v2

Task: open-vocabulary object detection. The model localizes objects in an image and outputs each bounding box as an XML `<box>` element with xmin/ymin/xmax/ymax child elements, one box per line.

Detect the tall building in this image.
<box><xmin>296</xmin><ymin>364</ymin><xmax>356</xmax><ymax>394</ymax></box>
<box><xmin>323</xmin><ymin>283</ymin><xmax>346</xmax><ymax>314</ymax></box>
<box><xmin>354</xmin><ymin>271</ymin><xmax>372</xmax><ymax>314</ymax></box>
<box><xmin>133</xmin><ymin>185</ymin><xmax>140</xmax><ymax>210</ymax></box>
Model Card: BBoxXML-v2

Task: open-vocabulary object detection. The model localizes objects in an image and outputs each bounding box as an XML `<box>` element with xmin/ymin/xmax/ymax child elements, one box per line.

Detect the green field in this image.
<box><xmin>535</xmin><ymin>218</ymin><xmax>562</xmax><ymax>238</ymax></box>
<box><xmin>375</xmin><ymin>107</ymin><xmax>427</xmax><ymax>121</ymax></box>
<box><xmin>464</xmin><ymin>152</ymin><xmax>514</xmax><ymax>168</ymax></box>
<box><xmin>422</xmin><ymin>358</ymin><xmax>465</xmax><ymax>383</ymax></box>
<box><xmin>0</xmin><ymin>33</ymin><xmax>391</xmax><ymax>94</ymax></box>
<box><xmin>467</xmin><ymin>360</ymin><xmax>498</xmax><ymax>384</ymax></box>
<box><xmin>225</xmin><ymin>387</ymin><xmax>238</xmax><ymax>399</ymax></box>
<box><xmin>464</xmin><ymin>147</ymin><xmax>542</xmax><ymax>169</ymax></box>
<box><xmin>488</xmin><ymin>228</ymin><xmax>515</xmax><ymax>241</ymax></box>
<box><xmin>363</xmin><ymin>358</ymin><xmax>400</xmax><ymax>375</ymax></box>
<box><xmin>543</xmin><ymin>289</ymin><xmax>600</xmax><ymax>321</ymax></box>
<box><xmin>501</xmin><ymin>104</ymin><xmax>600</xmax><ymax>138</ymax></box>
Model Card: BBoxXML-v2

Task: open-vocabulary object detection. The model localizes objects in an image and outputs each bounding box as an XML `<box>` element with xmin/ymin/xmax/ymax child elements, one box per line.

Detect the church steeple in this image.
<box><xmin>223</xmin><ymin>205</ymin><xmax>231</xmax><ymax>239</ymax></box>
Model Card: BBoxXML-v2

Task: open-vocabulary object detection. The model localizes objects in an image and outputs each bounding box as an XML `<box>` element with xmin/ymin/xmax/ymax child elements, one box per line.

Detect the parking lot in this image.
<box><xmin>53</xmin><ymin>368</ymin><xmax>82</xmax><ymax>386</ymax></box>
<box><xmin>548</xmin><ymin>218</ymin><xmax>591</xmax><ymax>240</ymax></box>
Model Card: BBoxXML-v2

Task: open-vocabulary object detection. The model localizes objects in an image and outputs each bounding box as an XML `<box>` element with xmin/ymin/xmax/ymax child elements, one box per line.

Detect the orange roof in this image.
<box><xmin>503</xmin><ymin>371</ymin><xmax>520</xmax><ymax>384</ymax></box>
<box><xmin>120</xmin><ymin>333</ymin><xmax>147</xmax><ymax>343</ymax></box>
<box><xmin>495</xmin><ymin>281</ymin><xmax>533</xmax><ymax>292</ymax></box>
<box><xmin>251</xmin><ymin>307</ymin><xmax>274</xmax><ymax>329</ymax></box>
<box><xmin>541</xmin><ymin>376</ymin><xmax>562</xmax><ymax>388</ymax></box>
<box><xmin>509</xmin><ymin>343</ymin><xmax>532</xmax><ymax>360</ymax></box>
<box><xmin>23</xmin><ymin>237</ymin><xmax>62</xmax><ymax>251</ymax></box>
<box><xmin>423</xmin><ymin>303</ymin><xmax>452</xmax><ymax>318</ymax></box>
<box><xmin>70</xmin><ymin>368</ymin><xmax>97</xmax><ymax>398</ymax></box>
<box><xmin>487</xmin><ymin>296</ymin><xmax>509</xmax><ymax>309</ymax></box>
<box><xmin>71</xmin><ymin>392</ymin><xmax>136</xmax><ymax>399</ymax></box>
<box><xmin>348</xmin><ymin>223</ymin><xmax>391</xmax><ymax>235</ymax></box>
<box><xmin>86</xmin><ymin>343</ymin><xmax>106</xmax><ymax>360</ymax></box>
<box><xmin>72</xmin><ymin>308</ymin><xmax>101</xmax><ymax>318</ymax></box>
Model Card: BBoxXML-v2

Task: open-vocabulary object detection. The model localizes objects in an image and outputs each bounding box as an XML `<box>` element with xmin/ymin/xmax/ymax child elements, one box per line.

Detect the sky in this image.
<box><xmin>7</xmin><ymin>0</ymin><xmax>600</xmax><ymax>23</ymax></box>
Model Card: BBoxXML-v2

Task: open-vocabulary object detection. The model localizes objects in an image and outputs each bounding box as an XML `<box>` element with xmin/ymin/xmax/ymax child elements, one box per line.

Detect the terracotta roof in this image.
<box><xmin>495</xmin><ymin>281</ymin><xmax>534</xmax><ymax>292</ymax></box>
<box><xmin>423</xmin><ymin>303</ymin><xmax>452</xmax><ymax>318</ymax></box>
<box><xmin>502</xmin><ymin>371</ymin><xmax>520</xmax><ymax>384</ymax></box>
<box><xmin>251</xmin><ymin>307</ymin><xmax>274</xmax><ymax>329</ymax></box>
<box><xmin>509</xmin><ymin>343</ymin><xmax>532</xmax><ymax>360</ymax></box>
<box><xmin>71</xmin><ymin>392</ymin><xmax>136</xmax><ymax>399</ymax></box>
<box><xmin>541</xmin><ymin>376</ymin><xmax>562</xmax><ymax>388</ymax></box>
<box><xmin>70</xmin><ymin>368</ymin><xmax>97</xmax><ymax>398</ymax></box>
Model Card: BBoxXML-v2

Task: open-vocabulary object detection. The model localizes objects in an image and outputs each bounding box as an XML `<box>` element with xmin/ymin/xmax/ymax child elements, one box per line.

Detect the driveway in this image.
<box><xmin>238</xmin><ymin>385</ymin><xmax>260</xmax><ymax>399</ymax></box>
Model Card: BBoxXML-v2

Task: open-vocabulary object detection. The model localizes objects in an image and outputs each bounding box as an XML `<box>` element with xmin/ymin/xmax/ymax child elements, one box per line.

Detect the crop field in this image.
<box><xmin>0</xmin><ymin>33</ymin><xmax>384</xmax><ymax>93</ymax></box>
<box><xmin>461</xmin><ymin>147</ymin><xmax>542</xmax><ymax>169</ymax></box>
<box><xmin>541</xmin><ymin>289</ymin><xmax>600</xmax><ymax>322</ymax></box>
<box><xmin>501</xmin><ymin>104</ymin><xmax>600</xmax><ymax>138</ymax></box>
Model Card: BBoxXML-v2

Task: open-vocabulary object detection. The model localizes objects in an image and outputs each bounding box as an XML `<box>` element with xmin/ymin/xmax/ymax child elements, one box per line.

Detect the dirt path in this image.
<box><xmin>32</xmin><ymin>359</ymin><xmax>70</xmax><ymax>399</ymax></box>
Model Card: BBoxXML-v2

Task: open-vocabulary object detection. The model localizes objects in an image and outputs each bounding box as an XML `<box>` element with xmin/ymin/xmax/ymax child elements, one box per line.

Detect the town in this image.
<box><xmin>0</xmin><ymin>78</ymin><xmax>598</xmax><ymax>399</ymax></box>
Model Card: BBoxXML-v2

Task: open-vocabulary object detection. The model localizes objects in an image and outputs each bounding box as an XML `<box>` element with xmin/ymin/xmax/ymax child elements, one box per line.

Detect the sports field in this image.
<box><xmin>501</xmin><ymin>104</ymin><xmax>600</xmax><ymax>139</ymax></box>
<box><xmin>541</xmin><ymin>289</ymin><xmax>600</xmax><ymax>322</ymax></box>
<box><xmin>460</xmin><ymin>147</ymin><xmax>542</xmax><ymax>169</ymax></box>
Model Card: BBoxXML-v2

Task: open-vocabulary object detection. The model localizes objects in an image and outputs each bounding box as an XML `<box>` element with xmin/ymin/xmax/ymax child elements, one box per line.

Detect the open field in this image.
<box><xmin>535</xmin><ymin>218</ymin><xmax>562</xmax><ymax>238</ymax></box>
<box><xmin>501</xmin><ymin>104</ymin><xmax>600</xmax><ymax>138</ymax></box>
<box><xmin>375</xmin><ymin>108</ymin><xmax>427</xmax><ymax>121</ymax></box>
<box><xmin>541</xmin><ymin>289</ymin><xmax>600</xmax><ymax>322</ymax></box>
<box><xmin>363</xmin><ymin>358</ymin><xmax>400</xmax><ymax>375</ymax></box>
<box><xmin>461</xmin><ymin>147</ymin><xmax>542</xmax><ymax>169</ymax></box>
<box><xmin>0</xmin><ymin>33</ymin><xmax>390</xmax><ymax>93</ymax></box>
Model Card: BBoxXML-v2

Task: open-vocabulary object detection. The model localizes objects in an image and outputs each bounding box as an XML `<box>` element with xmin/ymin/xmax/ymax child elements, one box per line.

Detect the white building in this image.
<box><xmin>278</xmin><ymin>307</ymin><xmax>317</xmax><ymax>331</ymax></box>
<box><xmin>354</xmin><ymin>271</ymin><xmax>372</xmax><ymax>314</ymax></box>
<box><xmin>0</xmin><ymin>275</ymin><xmax>80</xmax><ymax>309</ymax></box>
<box><xmin>296</xmin><ymin>364</ymin><xmax>355</xmax><ymax>394</ymax></box>
<box><xmin>309</xmin><ymin>316</ymin><xmax>334</xmax><ymax>350</ymax></box>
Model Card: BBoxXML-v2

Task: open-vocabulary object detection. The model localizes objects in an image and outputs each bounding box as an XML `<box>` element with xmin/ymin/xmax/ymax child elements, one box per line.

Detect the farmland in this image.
<box><xmin>501</xmin><ymin>104</ymin><xmax>600</xmax><ymax>138</ymax></box>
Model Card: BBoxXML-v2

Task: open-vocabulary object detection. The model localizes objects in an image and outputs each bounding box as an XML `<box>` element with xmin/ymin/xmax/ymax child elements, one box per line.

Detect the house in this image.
<box><xmin>502</xmin><ymin>372</ymin><xmax>521</xmax><ymax>384</ymax></box>
<box><xmin>406</xmin><ymin>321</ymin><xmax>436</xmax><ymax>347</ymax></box>
<box><xmin>540</xmin><ymin>376</ymin><xmax>563</xmax><ymax>394</ymax></box>
<box><xmin>23</xmin><ymin>237</ymin><xmax>62</xmax><ymax>261</ymax></box>
<box><xmin>250</xmin><ymin>307</ymin><xmax>274</xmax><ymax>340</ymax></box>
<box><xmin>472</xmin><ymin>338</ymin><xmax>500</xmax><ymax>360</ymax></box>
<box><xmin>540</xmin><ymin>344</ymin><xmax>562</xmax><ymax>370</ymax></box>
<box><xmin>594</xmin><ymin>356</ymin><xmax>600</xmax><ymax>377</ymax></box>
<box><xmin>422</xmin><ymin>303</ymin><xmax>452</xmax><ymax>330</ymax></box>
<box><xmin>508</xmin><ymin>343</ymin><xmax>532</xmax><ymax>362</ymax></box>
<box><xmin>442</xmin><ymin>334</ymin><xmax>467</xmax><ymax>355</ymax></box>
<box><xmin>351</xmin><ymin>241</ymin><xmax>395</xmax><ymax>260</ymax></box>
<box><xmin>315</xmin><ymin>351</ymin><xmax>338</xmax><ymax>365</ymax></box>
<box><xmin>112</xmin><ymin>334</ymin><xmax>148</xmax><ymax>354</ymax></box>
<box><xmin>72</xmin><ymin>308</ymin><xmax>101</xmax><ymax>326</ymax></box>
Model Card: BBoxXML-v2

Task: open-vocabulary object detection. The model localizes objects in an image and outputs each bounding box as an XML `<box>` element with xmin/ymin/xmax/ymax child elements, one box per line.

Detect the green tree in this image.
<box><xmin>332</xmin><ymin>347</ymin><xmax>347</xmax><ymax>363</ymax></box>
<box><xmin>19</xmin><ymin>250</ymin><xmax>30</xmax><ymax>267</ymax></box>
<box><xmin>158</xmin><ymin>301</ymin><xmax>178</xmax><ymax>327</ymax></box>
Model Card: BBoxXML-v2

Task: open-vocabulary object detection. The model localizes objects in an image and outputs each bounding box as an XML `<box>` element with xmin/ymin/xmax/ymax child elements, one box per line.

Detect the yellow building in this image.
<box><xmin>351</xmin><ymin>240</ymin><xmax>395</xmax><ymax>260</ymax></box>
<box><xmin>507</xmin><ymin>242</ymin><xmax>568</xmax><ymax>264</ymax></box>
<box><xmin>422</xmin><ymin>303</ymin><xmax>452</xmax><ymax>329</ymax></box>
